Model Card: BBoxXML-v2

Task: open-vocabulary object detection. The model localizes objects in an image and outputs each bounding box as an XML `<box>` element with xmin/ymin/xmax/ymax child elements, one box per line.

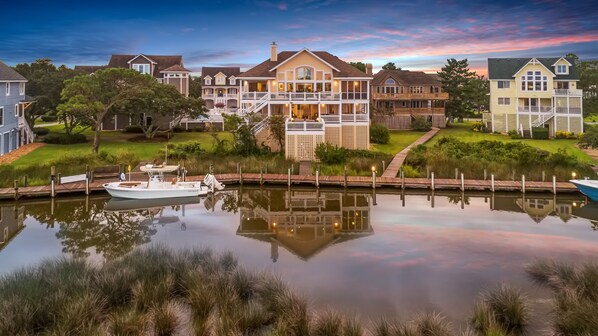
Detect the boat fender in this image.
<box><xmin>119</xmin><ymin>172</ymin><xmax>126</xmax><ymax>181</ymax></box>
<box><xmin>171</xmin><ymin>177</ymin><xmax>177</xmax><ymax>185</ymax></box>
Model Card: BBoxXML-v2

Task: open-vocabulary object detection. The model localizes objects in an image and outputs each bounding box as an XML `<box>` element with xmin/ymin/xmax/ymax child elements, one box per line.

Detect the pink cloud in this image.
<box><xmin>377</xmin><ymin>28</ymin><xmax>410</xmax><ymax>36</ymax></box>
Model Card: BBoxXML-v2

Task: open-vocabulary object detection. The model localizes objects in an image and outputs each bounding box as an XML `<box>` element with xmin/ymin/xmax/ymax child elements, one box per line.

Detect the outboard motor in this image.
<box><xmin>203</xmin><ymin>174</ymin><xmax>225</xmax><ymax>191</ymax></box>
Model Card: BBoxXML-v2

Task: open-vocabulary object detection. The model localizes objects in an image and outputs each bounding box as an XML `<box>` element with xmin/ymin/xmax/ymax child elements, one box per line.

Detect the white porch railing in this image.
<box><xmin>555</xmin><ymin>107</ymin><xmax>582</xmax><ymax>114</ymax></box>
<box><xmin>517</xmin><ymin>106</ymin><xmax>552</xmax><ymax>113</ymax></box>
<box><xmin>252</xmin><ymin>118</ymin><xmax>269</xmax><ymax>135</ymax></box>
<box><xmin>553</xmin><ymin>89</ymin><xmax>583</xmax><ymax>97</ymax></box>
<box><xmin>531</xmin><ymin>110</ymin><xmax>555</xmax><ymax>127</ymax></box>
<box><xmin>241</xmin><ymin>92</ymin><xmax>341</xmax><ymax>101</ymax></box>
<box><xmin>285</xmin><ymin>119</ymin><xmax>325</xmax><ymax>132</ymax></box>
<box><xmin>341</xmin><ymin>114</ymin><xmax>369</xmax><ymax>122</ymax></box>
<box><xmin>321</xmin><ymin>115</ymin><xmax>340</xmax><ymax>124</ymax></box>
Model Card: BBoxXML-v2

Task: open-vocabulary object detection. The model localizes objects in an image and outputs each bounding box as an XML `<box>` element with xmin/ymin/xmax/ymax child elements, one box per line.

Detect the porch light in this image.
<box><xmin>371</xmin><ymin>166</ymin><xmax>376</xmax><ymax>172</ymax></box>
<box><xmin>272</xmin><ymin>222</ymin><xmax>277</xmax><ymax>227</ymax></box>
<box><xmin>354</xmin><ymin>81</ymin><xmax>358</xmax><ymax>85</ymax></box>
<box><xmin>334</xmin><ymin>222</ymin><xmax>339</xmax><ymax>227</ymax></box>
<box><xmin>573</xmin><ymin>202</ymin><xmax>577</xmax><ymax>207</ymax></box>
<box><xmin>572</xmin><ymin>172</ymin><xmax>577</xmax><ymax>179</ymax></box>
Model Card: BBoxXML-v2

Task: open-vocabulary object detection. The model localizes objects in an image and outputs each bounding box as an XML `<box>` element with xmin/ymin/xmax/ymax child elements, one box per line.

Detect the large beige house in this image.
<box><xmin>487</xmin><ymin>57</ymin><xmax>583</xmax><ymax>136</ymax></box>
<box><xmin>238</xmin><ymin>43</ymin><xmax>372</xmax><ymax>161</ymax></box>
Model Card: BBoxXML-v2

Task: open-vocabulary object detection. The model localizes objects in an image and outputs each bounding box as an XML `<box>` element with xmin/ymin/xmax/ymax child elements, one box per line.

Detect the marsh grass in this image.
<box><xmin>1</xmin><ymin>248</ymin><xmax>595</xmax><ymax>336</ymax></box>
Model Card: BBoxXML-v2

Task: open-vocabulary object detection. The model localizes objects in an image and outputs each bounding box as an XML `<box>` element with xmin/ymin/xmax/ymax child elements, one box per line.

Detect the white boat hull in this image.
<box><xmin>103</xmin><ymin>181</ymin><xmax>211</xmax><ymax>199</ymax></box>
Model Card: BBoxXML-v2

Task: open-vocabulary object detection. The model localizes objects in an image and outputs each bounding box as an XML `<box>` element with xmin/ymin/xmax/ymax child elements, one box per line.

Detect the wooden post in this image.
<box><xmin>431</xmin><ymin>172</ymin><xmax>435</xmax><ymax>190</ymax></box>
<box><xmin>13</xmin><ymin>180</ymin><xmax>18</xmax><ymax>200</ymax></box>
<box><xmin>237</xmin><ymin>162</ymin><xmax>240</xmax><ymax>174</ymax></box>
<box><xmin>372</xmin><ymin>169</ymin><xmax>376</xmax><ymax>189</ymax></box>
<box><xmin>542</xmin><ymin>171</ymin><xmax>546</xmax><ymax>182</ymax></box>
<box><xmin>240</xmin><ymin>167</ymin><xmax>243</xmax><ymax>185</ymax></box>
<box><xmin>455</xmin><ymin>168</ymin><xmax>458</xmax><ymax>180</ymax></box>
<box><xmin>344</xmin><ymin>165</ymin><xmax>348</xmax><ymax>188</ymax></box>
<box><xmin>316</xmin><ymin>168</ymin><xmax>319</xmax><ymax>188</ymax></box>
<box><xmin>552</xmin><ymin>175</ymin><xmax>556</xmax><ymax>194</ymax></box>
<box><xmin>460</xmin><ymin>173</ymin><xmax>464</xmax><ymax>191</ymax></box>
<box><xmin>85</xmin><ymin>176</ymin><xmax>90</xmax><ymax>195</ymax></box>
<box><xmin>51</xmin><ymin>179</ymin><xmax>56</xmax><ymax>198</ymax></box>
<box><xmin>23</xmin><ymin>175</ymin><xmax>28</xmax><ymax>187</ymax></box>
<box><xmin>401</xmin><ymin>170</ymin><xmax>405</xmax><ymax>189</ymax></box>
<box><xmin>521</xmin><ymin>175</ymin><xmax>526</xmax><ymax>193</ymax></box>
<box><xmin>512</xmin><ymin>170</ymin><xmax>515</xmax><ymax>181</ymax></box>
<box><xmin>260</xmin><ymin>168</ymin><xmax>264</xmax><ymax>185</ymax></box>
<box><xmin>484</xmin><ymin>169</ymin><xmax>487</xmax><ymax>180</ymax></box>
<box><xmin>382</xmin><ymin>161</ymin><xmax>386</xmax><ymax>172</ymax></box>
<box><xmin>491</xmin><ymin>174</ymin><xmax>495</xmax><ymax>193</ymax></box>
<box><xmin>426</xmin><ymin>166</ymin><xmax>430</xmax><ymax>179</ymax></box>
<box><xmin>288</xmin><ymin>168</ymin><xmax>291</xmax><ymax>187</ymax></box>
<box><xmin>57</xmin><ymin>173</ymin><xmax>62</xmax><ymax>185</ymax></box>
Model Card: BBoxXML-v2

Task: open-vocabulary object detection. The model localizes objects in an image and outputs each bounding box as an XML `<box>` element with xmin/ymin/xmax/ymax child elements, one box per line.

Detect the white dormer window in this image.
<box><xmin>556</xmin><ymin>64</ymin><xmax>568</xmax><ymax>74</ymax></box>
<box><xmin>229</xmin><ymin>77</ymin><xmax>236</xmax><ymax>85</ymax></box>
<box><xmin>5</xmin><ymin>83</ymin><xmax>9</xmax><ymax>96</ymax></box>
<box><xmin>205</xmin><ymin>77</ymin><xmax>212</xmax><ymax>85</ymax></box>
<box><xmin>132</xmin><ymin>64</ymin><xmax>151</xmax><ymax>75</ymax></box>
<box><xmin>19</xmin><ymin>83</ymin><xmax>25</xmax><ymax>95</ymax></box>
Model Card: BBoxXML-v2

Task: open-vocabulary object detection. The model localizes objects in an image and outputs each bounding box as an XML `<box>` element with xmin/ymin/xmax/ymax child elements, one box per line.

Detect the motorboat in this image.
<box><xmin>103</xmin><ymin>164</ymin><xmax>224</xmax><ymax>199</ymax></box>
<box><xmin>103</xmin><ymin>196</ymin><xmax>201</xmax><ymax>212</ymax></box>
<box><xmin>570</xmin><ymin>179</ymin><xmax>598</xmax><ymax>202</ymax></box>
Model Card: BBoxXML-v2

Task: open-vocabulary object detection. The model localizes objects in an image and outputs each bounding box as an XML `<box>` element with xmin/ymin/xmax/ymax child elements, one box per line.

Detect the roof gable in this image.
<box><xmin>201</xmin><ymin>67</ymin><xmax>241</xmax><ymax>80</ymax></box>
<box><xmin>488</xmin><ymin>57</ymin><xmax>580</xmax><ymax>80</ymax></box>
<box><xmin>108</xmin><ymin>54</ymin><xmax>184</xmax><ymax>77</ymax></box>
<box><xmin>0</xmin><ymin>61</ymin><xmax>28</xmax><ymax>81</ymax></box>
<box><xmin>513</xmin><ymin>58</ymin><xmax>555</xmax><ymax>78</ymax></box>
<box><xmin>270</xmin><ymin>48</ymin><xmax>340</xmax><ymax>72</ymax></box>
<box><xmin>127</xmin><ymin>54</ymin><xmax>157</xmax><ymax>64</ymax></box>
<box><xmin>372</xmin><ymin>69</ymin><xmax>440</xmax><ymax>86</ymax></box>
<box><xmin>552</xmin><ymin>57</ymin><xmax>572</xmax><ymax>66</ymax></box>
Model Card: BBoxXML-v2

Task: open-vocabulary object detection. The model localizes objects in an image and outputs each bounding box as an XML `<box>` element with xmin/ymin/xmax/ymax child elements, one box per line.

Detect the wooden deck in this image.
<box><xmin>0</xmin><ymin>173</ymin><xmax>579</xmax><ymax>200</ymax></box>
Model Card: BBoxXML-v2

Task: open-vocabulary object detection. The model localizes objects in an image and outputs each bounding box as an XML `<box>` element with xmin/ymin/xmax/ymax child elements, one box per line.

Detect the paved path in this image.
<box><xmin>381</xmin><ymin>128</ymin><xmax>439</xmax><ymax>178</ymax></box>
<box><xmin>0</xmin><ymin>143</ymin><xmax>45</xmax><ymax>165</ymax></box>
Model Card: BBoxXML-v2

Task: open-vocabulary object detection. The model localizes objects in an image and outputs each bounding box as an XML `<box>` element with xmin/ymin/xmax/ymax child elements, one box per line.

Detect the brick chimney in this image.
<box><xmin>270</xmin><ymin>42</ymin><xmax>278</xmax><ymax>62</ymax></box>
<box><xmin>365</xmin><ymin>63</ymin><xmax>373</xmax><ymax>75</ymax></box>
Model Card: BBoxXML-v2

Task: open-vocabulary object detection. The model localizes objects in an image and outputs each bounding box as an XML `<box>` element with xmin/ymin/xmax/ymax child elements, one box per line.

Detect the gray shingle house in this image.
<box><xmin>0</xmin><ymin>61</ymin><xmax>34</xmax><ymax>155</ymax></box>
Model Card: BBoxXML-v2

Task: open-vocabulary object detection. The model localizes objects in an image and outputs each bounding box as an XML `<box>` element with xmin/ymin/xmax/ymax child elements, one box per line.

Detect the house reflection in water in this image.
<box><xmin>236</xmin><ymin>189</ymin><xmax>373</xmax><ymax>262</ymax></box>
<box><xmin>0</xmin><ymin>205</ymin><xmax>25</xmax><ymax>251</ymax></box>
<box><xmin>491</xmin><ymin>194</ymin><xmax>584</xmax><ymax>223</ymax></box>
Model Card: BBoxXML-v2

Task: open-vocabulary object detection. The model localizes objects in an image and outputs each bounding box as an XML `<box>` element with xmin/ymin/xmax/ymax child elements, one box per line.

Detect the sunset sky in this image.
<box><xmin>1</xmin><ymin>0</ymin><xmax>597</xmax><ymax>75</ymax></box>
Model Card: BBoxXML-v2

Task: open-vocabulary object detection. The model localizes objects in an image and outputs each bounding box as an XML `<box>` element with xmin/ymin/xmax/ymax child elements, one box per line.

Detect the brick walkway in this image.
<box><xmin>381</xmin><ymin>128</ymin><xmax>440</xmax><ymax>178</ymax></box>
<box><xmin>0</xmin><ymin>143</ymin><xmax>45</xmax><ymax>165</ymax></box>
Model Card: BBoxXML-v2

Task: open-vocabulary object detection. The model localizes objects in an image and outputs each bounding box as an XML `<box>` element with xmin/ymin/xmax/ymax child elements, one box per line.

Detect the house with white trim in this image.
<box><xmin>238</xmin><ymin>43</ymin><xmax>372</xmax><ymax>160</ymax></box>
<box><xmin>0</xmin><ymin>60</ymin><xmax>34</xmax><ymax>155</ymax></box>
<box><xmin>487</xmin><ymin>57</ymin><xmax>583</xmax><ymax>136</ymax></box>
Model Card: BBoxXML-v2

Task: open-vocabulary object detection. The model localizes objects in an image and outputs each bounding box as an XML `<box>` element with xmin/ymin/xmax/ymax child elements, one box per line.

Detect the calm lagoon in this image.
<box><xmin>0</xmin><ymin>187</ymin><xmax>596</xmax><ymax>328</ymax></box>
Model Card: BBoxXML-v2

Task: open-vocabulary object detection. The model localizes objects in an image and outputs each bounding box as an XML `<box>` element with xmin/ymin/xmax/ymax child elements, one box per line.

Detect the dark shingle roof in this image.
<box><xmin>74</xmin><ymin>65</ymin><xmax>107</xmax><ymax>74</ymax></box>
<box><xmin>107</xmin><ymin>55</ymin><xmax>185</xmax><ymax>77</ymax></box>
<box><xmin>372</xmin><ymin>69</ymin><xmax>441</xmax><ymax>86</ymax></box>
<box><xmin>488</xmin><ymin>57</ymin><xmax>579</xmax><ymax>80</ymax></box>
<box><xmin>161</xmin><ymin>64</ymin><xmax>191</xmax><ymax>72</ymax></box>
<box><xmin>239</xmin><ymin>50</ymin><xmax>371</xmax><ymax>78</ymax></box>
<box><xmin>0</xmin><ymin>61</ymin><xmax>27</xmax><ymax>81</ymax></box>
<box><xmin>201</xmin><ymin>67</ymin><xmax>241</xmax><ymax>80</ymax></box>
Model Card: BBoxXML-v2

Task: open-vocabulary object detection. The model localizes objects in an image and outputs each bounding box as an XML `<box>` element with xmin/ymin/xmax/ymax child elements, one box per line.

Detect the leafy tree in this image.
<box><xmin>13</xmin><ymin>59</ymin><xmax>80</xmax><ymax>126</ymax></box>
<box><xmin>578</xmin><ymin>126</ymin><xmax>598</xmax><ymax>149</ymax></box>
<box><xmin>411</xmin><ymin>116</ymin><xmax>432</xmax><ymax>131</ymax></box>
<box><xmin>578</xmin><ymin>60</ymin><xmax>598</xmax><ymax>116</ymax></box>
<box><xmin>189</xmin><ymin>76</ymin><xmax>202</xmax><ymax>98</ymax></box>
<box><xmin>468</xmin><ymin>75</ymin><xmax>490</xmax><ymax>114</ymax></box>
<box><xmin>59</xmin><ymin>68</ymin><xmax>155</xmax><ymax>153</ymax></box>
<box><xmin>118</xmin><ymin>82</ymin><xmax>207</xmax><ymax>139</ymax></box>
<box><xmin>437</xmin><ymin>58</ymin><xmax>477</xmax><ymax>121</ymax></box>
<box><xmin>223</xmin><ymin>113</ymin><xmax>263</xmax><ymax>156</ymax></box>
<box><xmin>267</xmin><ymin>115</ymin><xmax>285</xmax><ymax>151</ymax></box>
<box><xmin>566</xmin><ymin>53</ymin><xmax>580</xmax><ymax>64</ymax></box>
<box><xmin>349</xmin><ymin>62</ymin><xmax>366</xmax><ymax>72</ymax></box>
<box><xmin>382</xmin><ymin>62</ymin><xmax>399</xmax><ymax>70</ymax></box>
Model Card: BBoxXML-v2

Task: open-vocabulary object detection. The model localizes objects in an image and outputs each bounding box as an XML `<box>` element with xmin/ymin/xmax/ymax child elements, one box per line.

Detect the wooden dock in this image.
<box><xmin>0</xmin><ymin>173</ymin><xmax>579</xmax><ymax>200</ymax></box>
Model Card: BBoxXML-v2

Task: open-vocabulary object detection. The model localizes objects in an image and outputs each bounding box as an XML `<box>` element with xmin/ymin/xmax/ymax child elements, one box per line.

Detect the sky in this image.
<box><xmin>1</xmin><ymin>0</ymin><xmax>597</xmax><ymax>76</ymax></box>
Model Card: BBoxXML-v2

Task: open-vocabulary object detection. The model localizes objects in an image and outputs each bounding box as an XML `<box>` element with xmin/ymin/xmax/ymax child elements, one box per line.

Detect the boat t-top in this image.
<box><xmin>103</xmin><ymin>164</ymin><xmax>224</xmax><ymax>199</ymax></box>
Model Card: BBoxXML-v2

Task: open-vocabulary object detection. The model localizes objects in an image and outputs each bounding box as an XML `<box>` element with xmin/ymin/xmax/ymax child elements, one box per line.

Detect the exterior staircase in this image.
<box><xmin>19</xmin><ymin>118</ymin><xmax>35</xmax><ymax>144</ymax></box>
<box><xmin>531</xmin><ymin>109</ymin><xmax>555</xmax><ymax>128</ymax></box>
<box><xmin>238</xmin><ymin>93</ymin><xmax>269</xmax><ymax>116</ymax></box>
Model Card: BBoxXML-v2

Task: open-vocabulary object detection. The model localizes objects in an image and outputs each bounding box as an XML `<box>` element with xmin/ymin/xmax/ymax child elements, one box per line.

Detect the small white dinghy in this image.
<box><xmin>103</xmin><ymin>164</ymin><xmax>224</xmax><ymax>200</ymax></box>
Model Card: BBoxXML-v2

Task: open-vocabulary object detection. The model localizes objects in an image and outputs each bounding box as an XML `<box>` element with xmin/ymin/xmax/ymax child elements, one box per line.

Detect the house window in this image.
<box><xmin>5</xmin><ymin>83</ymin><xmax>9</xmax><ymax>96</ymax></box>
<box><xmin>296</xmin><ymin>67</ymin><xmax>313</xmax><ymax>80</ymax></box>
<box><xmin>15</xmin><ymin>104</ymin><xmax>19</xmax><ymax>117</ymax></box>
<box><xmin>0</xmin><ymin>107</ymin><xmax>3</xmax><ymax>126</ymax></box>
<box><xmin>556</xmin><ymin>65</ymin><xmax>567</xmax><ymax>74</ymax></box>
<box><xmin>205</xmin><ymin>77</ymin><xmax>211</xmax><ymax>85</ymax></box>
<box><xmin>132</xmin><ymin>64</ymin><xmax>151</xmax><ymax>75</ymax></box>
<box><xmin>385</xmin><ymin>78</ymin><xmax>396</xmax><ymax>85</ymax></box>
<box><xmin>410</xmin><ymin>86</ymin><xmax>423</xmax><ymax>93</ymax></box>
<box><xmin>216</xmin><ymin>76</ymin><xmax>225</xmax><ymax>85</ymax></box>
<box><xmin>521</xmin><ymin>71</ymin><xmax>547</xmax><ymax>91</ymax></box>
<box><xmin>229</xmin><ymin>77</ymin><xmax>236</xmax><ymax>85</ymax></box>
<box><xmin>498</xmin><ymin>97</ymin><xmax>511</xmax><ymax>105</ymax></box>
<box><xmin>497</xmin><ymin>81</ymin><xmax>510</xmax><ymax>89</ymax></box>
<box><xmin>19</xmin><ymin>83</ymin><xmax>25</xmax><ymax>95</ymax></box>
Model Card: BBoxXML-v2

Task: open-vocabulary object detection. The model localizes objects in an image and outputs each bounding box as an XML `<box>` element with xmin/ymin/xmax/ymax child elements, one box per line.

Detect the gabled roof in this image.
<box><xmin>160</xmin><ymin>64</ymin><xmax>191</xmax><ymax>73</ymax></box>
<box><xmin>239</xmin><ymin>50</ymin><xmax>371</xmax><ymax>79</ymax></box>
<box><xmin>127</xmin><ymin>54</ymin><xmax>157</xmax><ymax>64</ymax></box>
<box><xmin>270</xmin><ymin>48</ymin><xmax>340</xmax><ymax>72</ymax></box>
<box><xmin>372</xmin><ymin>69</ymin><xmax>441</xmax><ymax>86</ymax></box>
<box><xmin>552</xmin><ymin>57</ymin><xmax>572</xmax><ymax>66</ymax></box>
<box><xmin>488</xmin><ymin>57</ymin><xmax>579</xmax><ymax>80</ymax></box>
<box><xmin>0</xmin><ymin>61</ymin><xmax>27</xmax><ymax>81</ymax></box>
<box><xmin>107</xmin><ymin>55</ymin><xmax>185</xmax><ymax>77</ymax></box>
<box><xmin>201</xmin><ymin>67</ymin><xmax>241</xmax><ymax>80</ymax></box>
<box><xmin>74</xmin><ymin>65</ymin><xmax>107</xmax><ymax>74</ymax></box>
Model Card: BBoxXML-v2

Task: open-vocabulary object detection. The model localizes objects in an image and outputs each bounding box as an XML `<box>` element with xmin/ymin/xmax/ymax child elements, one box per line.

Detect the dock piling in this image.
<box><xmin>491</xmin><ymin>174</ymin><xmax>495</xmax><ymax>192</ymax></box>
<box><xmin>24</xmin><ymin>175</ymin><xmax>28</xmax><ymax>187</ymax></box>
<box><xmin>240</xmin><ymin>167</ymin><xmax>243</xmax><ymax>185</ymax></box>
<box><xmin>431</xmin><ymin>172</ymin><xmax>435</xmax><ymax>190</ymax></box>
<box><xmin>316</xmin><ymin>168</ymin><xmax>319</xmax><ymax>188</ymax></box>
<box><xmin>260</xmin><ymin>168</ymin><xmax>264</xmax><ymax>185</ymax></box>
<box><xmin>344</xmin><ymin>165</ymin><xmax>348</xmax><ymax>188</ymax></box>
<box><xmin>85</xmin><ymin>176</ymin><xmax>90</xmax><ymax>195</ymax></box>
<box><xmin>455</xmin><ymin>168</ymin><xmax>458</xmax><ymax>180</ymax></box>
<box><xmin>288</xmin><ymin>168</ymin><xmax>291</xmax><ymax>187</ymax></box>
<box><xmin>372</xmin><ymin>169</ymin><xmax>376</xmax><ymax>189</ymax></box>
<box><xmin>484</xmin><ymin>169</ymin><xmax>487</xmax><ymax>180</ymax></box>
<box><xmin>401</xmin><ymin>170</ymin><xmax>405</xmax><ymax>189</ymax></box>
<box><xmin>522</xmin><ymin>175</ymin><xmax>526</xmax><ymax>193</ymax></box>
<box><xmin>13</xmin><ymin>180</ymin><xmax>18</xmax><ymax>200</ymax></box>
<box><xmin>460</xmin><ymin>173</ymin><xmax>464</xmax><ymax>191</ymax></box>
<box><xmin>552</xmin><ymin>175</ymin><xmax>557</xmax><ymax>194</ymax></box>
<box><xmin>542</xmin><ymin>171</ymin><xmax>546</xmax><ymax>182</ymax></box>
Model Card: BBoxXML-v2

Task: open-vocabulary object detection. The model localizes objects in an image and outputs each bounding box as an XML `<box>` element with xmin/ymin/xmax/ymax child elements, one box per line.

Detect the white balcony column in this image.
<box><xmin>318</xmin><ymin>103</ymin><xmax>321</xmax><ymax>119</ymax></box>
<box><xmin>567</xmin><ymin>96</ymin><xmax>570</xmax><ymax>132</ymax></box>
<box><xmin>338</xmin><ymin>102</ymin><xmax>342</xmax><ymax>123</ymax></box>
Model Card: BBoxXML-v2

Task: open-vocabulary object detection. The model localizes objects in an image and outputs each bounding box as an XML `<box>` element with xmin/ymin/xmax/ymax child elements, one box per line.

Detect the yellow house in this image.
<box><xmin>487</xmin><ymin>57</ymin><xmax>583</xmax><ymax>136</ymax></box>
<box><xmin>238</xmin><ymin>43</ymin><xmax>372</xmax><ymax>161</ymax></box>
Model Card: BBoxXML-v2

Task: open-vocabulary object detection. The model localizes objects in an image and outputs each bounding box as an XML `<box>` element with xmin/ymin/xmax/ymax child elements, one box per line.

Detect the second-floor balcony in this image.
<box><xmin>372</xmin><ymin>92</ymin><xmax>449</xmax><ymax>100</ymax></box>
<box><xmin>242</xmin><ymin>92</ymin><xmax>342</xmax><ymax>101</ymax></box>
<box><xmin>285</xmin><ymin>119</ymin><xmax>325</xmax><ymax>133</ymax></box>
<box><xmin>517</xmin><ymin>106</ymin><xmax>553</xmax><ymax>113</ymax></box>
<box><xmin>553</xmin><ymin>89</ymin><xmax>583</xmax><ymax>97</ymax></box>
<box><xmin>202</xmin><ymin>93</ymin><xmax>238</xmax><ymax>100</ymax></box>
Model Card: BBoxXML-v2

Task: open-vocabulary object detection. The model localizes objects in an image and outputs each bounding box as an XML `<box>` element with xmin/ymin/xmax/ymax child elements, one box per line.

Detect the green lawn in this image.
<box><xmin>13</xmin><ymin>130</ymin><xmax>233</xmax><ymax>168</ymax></box>
<box><xmin>371</xmin><ymin>130</ymin><xmax>426</xmax><ymax>155</ymax></box>
<box><xmin>430</xmin><ymin>122</ymin><xmax>595</xmax><ymax>164</ymax></box>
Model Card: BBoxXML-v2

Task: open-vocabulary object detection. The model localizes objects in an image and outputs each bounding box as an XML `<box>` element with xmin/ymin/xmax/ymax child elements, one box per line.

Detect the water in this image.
<box><xmin>0</xmin><ymin>187</ymin><xmax>597</xmax><ymax>328</ymax></box>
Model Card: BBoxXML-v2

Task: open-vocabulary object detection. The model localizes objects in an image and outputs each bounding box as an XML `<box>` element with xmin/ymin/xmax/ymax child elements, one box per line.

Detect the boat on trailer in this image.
<box><xmin>570</xmin><ymin>179</ymin><xmax>598</xmax><ymax>202</ymax></box>
<box><xmin>103</xmin><ymin>164</ymin><xmax>224</xmax><ymax>199</ymax></box>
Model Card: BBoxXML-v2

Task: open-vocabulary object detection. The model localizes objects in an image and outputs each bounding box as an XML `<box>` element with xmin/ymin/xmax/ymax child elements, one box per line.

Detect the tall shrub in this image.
<box><xmin>370</xmin><ymin>124</ymin><xmax>390</xmax><ymax>144</ymax></box>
